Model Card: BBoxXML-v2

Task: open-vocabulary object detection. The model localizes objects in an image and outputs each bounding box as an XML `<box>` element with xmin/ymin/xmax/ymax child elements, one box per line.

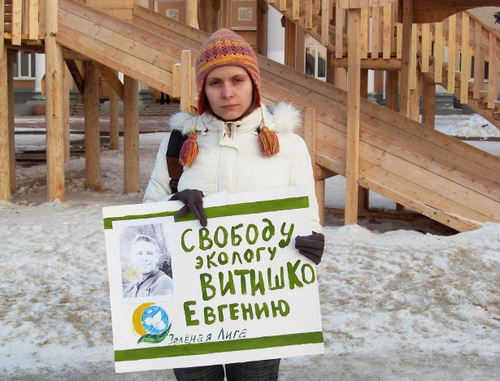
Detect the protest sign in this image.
<box><xmin>103</xmin><ymin>187</ymin><xmax>324</xmax><ymax>373</ymax></box>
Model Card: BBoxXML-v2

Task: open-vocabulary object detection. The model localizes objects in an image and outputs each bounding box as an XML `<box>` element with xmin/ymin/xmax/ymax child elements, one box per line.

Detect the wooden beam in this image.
<box><xmin>385</xmin><ymin>70</ymin><xmax>399</xmax><ymax>112</ymax></box>
<box><xmin>359</xmin><ymin>68</ymin><xmax>369</xmax><ymax>211</ymax></box>
<box><xmin>421</xmin><ymin>23</ymin><xmax>430</xmax><ymax>73</ymax></box>
<box><xmin>345</xmin><ymin>8</ymin><xmax>361</xmax><ymax>226</ymax></box>
<box><xmin>123</xmin><ymin>75</ymin><xmax>139</xmax><ymax>193</ymax></box>
<box><xmin>330</xmin><ymin>57</ymin><xmax>401</xmax><ymax>70</ymax></box>
<box><xmin>65</xmin><ymin>59</ymin><xmax>85</xmax><ymax>95</ymax></box>
<box><xmin>371</xmin><ymin>6</ymin><xmax>380</xmax><ymax>59</ymax></box>
<box><xmin>29</xmin><ymin>0</ymin><xmax>39</xmax><ymax>40</ymax></box>
<box><xmin>321</xmin><ymin>0</ymin><xmax>329</xmax><ymax>46</ymax></box>
<box><xmin>382</xmin><ymin>3</ymin><xmax>391</xmax><ymax>59</ymax></box>
<box><xmin>409</xmin><ymin>70</ymin><xmax>421</xmax><ymax>121</ymax></box>
<box><xmin>460</xmin><ymin>13</ymin><xmax>471</xmax><ymax>104</ymax></box>
<box><xmin>472</xmin><ymin>21</ymin><xmax>484</xmax><ymax>100</ymax></box>
<box><xmin>0</xmin><ymin>47</ymin><xmax>10</xmax><ymax>200</ymax></box>
<box><xmin>256</xmin><ymin>0</ymin><xmax>268</xmax><ymax>56</ymax></box>
<box><xmin>335</xmin><ymin>2</ymin><xmax>344</xmax><ymax>58</ymax></box>
<box><xmin>422</xmin><ymin>75</ymin><xmax>436</xmax><ymax>127</ymax></box>
<box><xmin>488</xmin><ymin>32</ymin><xmax>497</xmax><ymax>109</ymax></box>
<box><xmin>95</xmin><ymin>62</ymin><xmax>124</xmax><ymax>99</ymax></box>
<box><xmin>447</xmin><ymin>15</ymin><xmax>457</xmax><ymax>94</ymax></box>
<box><xmin>399</xmin><ymin>0</ymin><xmax>413</xmax><ymax>118</ymax></box>
<box><xmin>180</xmin><ymin>50</ymin><xmax>193</xmax><ymax>113</ymax></box>
<box><xmin>335</xmin><ymin>67</ymin><xmax>348</xmax><ymax>90</ymax></box>
<box><xmin>285</xmin><ymin>19</ymin><xmax>296</xmax><ymax>69</ymax></box>
<box><xmin>109</xmin><ymin>79</ymin><xmax>119</xmax><ymax>150</ymax></box>
<box><xmin>11</xmin><ymin>0</ymin><xmax>21</xmax><ymax>45</ymax></box>
<box><xmin>7</xmin><ymin>51</ymin><xmax>15</xmax><ymax>192</ymax></box>
<box><xmin>434</xmin><ymin>22</ymin><xmax>443</xmax><ymax>83</ymax></box>
<box><xmin>220</xmin><ymin>0</ymin><xmax>231</xmax><ymax>29</ymax></box>
<box><xmin>186</xmin><ymin>0</ymin><xmax>198</xmax><ymax>28</ymax></box>
<box><xmin>46</xmin><ymin>0</ymin><xmax>65</xmax><ymax>201</ymax></box>
<box><xmin>63</xmin><ymin>64</ymin><xmax>70</xmax><ymax>163</ymax></box>
<box><xmin>83</xmin><ymin>61</ymin><xmax>101</xmax><ymax>190</ymax></box>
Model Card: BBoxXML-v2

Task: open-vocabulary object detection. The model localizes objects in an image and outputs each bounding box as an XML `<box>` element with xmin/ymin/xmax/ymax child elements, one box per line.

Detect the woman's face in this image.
<box><xmin>204</xmin><ymin>65</ymin><xmax>254</xmax><ymax>121</ymax></box>
<box><xmin>131</xmin><ymin>240</ymin><xmax>159</xmax><ymax>276</ymax></box>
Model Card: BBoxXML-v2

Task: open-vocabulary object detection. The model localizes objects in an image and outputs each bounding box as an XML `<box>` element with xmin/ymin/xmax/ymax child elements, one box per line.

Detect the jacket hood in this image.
<box><xmin>170</xmin><ymin>101</ymin><xmax>302</xmax><ymax>135</ymax></box>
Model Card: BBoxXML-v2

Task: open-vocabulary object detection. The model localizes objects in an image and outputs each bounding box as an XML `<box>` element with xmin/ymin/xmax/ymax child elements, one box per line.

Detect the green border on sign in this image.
<box><xmin>103</xmin><ymin>196</ymin><xmax>309</xmax><ymax>229</ymax></box>
<box><xmin>115</xmin><ymin>331</ymin><xmax>323</xmax><ymax>362</ymax></box>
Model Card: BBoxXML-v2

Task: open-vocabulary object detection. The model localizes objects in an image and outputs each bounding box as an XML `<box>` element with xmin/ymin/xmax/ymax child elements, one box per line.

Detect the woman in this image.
<box><xmin>123</xmin><ymin>234</ymin><xmax>173</xmax><ymax>298</ymax></box>
<box><xmin>144</xmin><ymin>28</ymin><xmax>324</xmax><ymax>380</ymax></box>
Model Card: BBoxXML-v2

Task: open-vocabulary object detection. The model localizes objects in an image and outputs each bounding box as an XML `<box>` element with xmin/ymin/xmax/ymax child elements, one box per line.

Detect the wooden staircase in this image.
<box><xmin>53</xmin><ymin>1</ymin><xmax>500</xmax><ymax>232</ymax></box>
<box><xmin>268</xmin><ymin>0</ymin><xmax>500</xmax><ymax>128</ymax></box>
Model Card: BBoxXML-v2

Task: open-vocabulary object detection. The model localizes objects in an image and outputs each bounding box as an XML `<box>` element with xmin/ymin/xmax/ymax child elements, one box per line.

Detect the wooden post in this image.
<box><xmin>220</xmin><ymin>0</ymin><xmax>231</xmax><ymax>29</ymax></box>
<box><xmin>304</xmin><ymin>107</ymin><xmax>324</xmax><ymax>225</ymax></box>
<box><xmin>358</xmin><ymin>68</ymin><xmax>369</xmax><ymax>211</ymax></box>
<box><xmin>84</xmin><ymin>61</ymin><xmax>101</xmax><ymax>190</ymax></box>
<box><xmin>123</xmin><ymin>76</ymin><xmax>139</xmax><ymax>193</ymax></box>
<box><xmin>198</xmin><ymin>0</ymin><xmax>218</xmax><ymax>33</ymax></box>
<box><xmin>335</xmin><ymin>67</ymin><xmax>348</xmax><ymax>90</ymax></box>
<box><xmin>285</xmin><ymin>19</ymin><xmax>296</xmax><ymax>69</ymax></box>
<box><xmin>447</xmin><ymin>15</ymin><xmax>457</xmax><ymax>94</ymax></box>
<box><xmin>422</xmin><ymin>75</ymin><xmax>436</xmax><ymax>127</ymax></box>
<box><xmin>63</xmin><ymin>64</ymin><xmax>70</xmax><ymax>163</ymax></box>
<box><xmin>488</xmin><ymin>32</ymin><xmax>497</xmax><ymax>109</ymax></box>
<box><xmin>399</xmin><ymin>0</ymin><xmax>413</xmax><ymax>117</ymax></box>
<box><xmin>45</xmin><ymin>0</ymin><xmax>65</xmax><ymax>201</ymax></box>
<box><xmin>386</xmin><ymin>71</ymin><xmax>398</xmax><ymax>111</ymax></box>
<box><xmin>256</xmin><ymin>0</ymin><xmax>268</xmax><ymax>56</ymax></box>
<box><xmin>434</xmin><ymin>22</ymin><xmax>443</xmax><ymax>83</ymax></box>
<box><xmin>180</xmin><ymin>50</ymin><xmax>192</xmax><ymax>113</ymax></box>
<box><xmin>321</xmin><ymin>0</ymin><xmax>329</xmax><ymax>46</ymax></box>
<box><xmin>473</xmin><ymin>22</ymin><xmax>484</xmax><ymax>100</ymax></box>
<box><xmin>345</xmin><ymin>8</ymin><xmax>361</xmax><ymax>226</ymax></box>
<box><xmin>109</xmin><ymin>84</ymin><xmax>119</xmax><ymax>150</ymax></box>
<box><xmin>8</xmin><ymin>51</ymin><xmax>15</xmax><ymax>192</ymax></box>
<box><xmin>460</xmin><ymin>13</ymin><xmax>470</xmax><ymax>104</ymax></box>
<box><xmin>0</xmin><ymin>46</ymin><xmax>10</xmax><ymax>201</ymax></box>
<box><xmin>186</xmin><ymin>0</ymin><xmax>198</xmax><ymax>28</ymax></box>
<box><xmin>12</xmin><ymin>0</ymin><xmax>22</xmax><ymax>45</ymax></box>
<box><xmin>409</xmin><ymin>70</ymin><xmax>421</xmax><ymax>122</ymax></box>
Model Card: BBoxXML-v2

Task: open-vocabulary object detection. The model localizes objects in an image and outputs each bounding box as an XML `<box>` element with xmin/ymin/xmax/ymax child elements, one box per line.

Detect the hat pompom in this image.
<box><xmin>179</xmin><ymin>131</ymin><xmax>198</xmax><ymax>167</ymax></box>
<box><xmin>258</xmin><ymin>126</ymin><xmax>279</xmax><ymax>157</ymax></box>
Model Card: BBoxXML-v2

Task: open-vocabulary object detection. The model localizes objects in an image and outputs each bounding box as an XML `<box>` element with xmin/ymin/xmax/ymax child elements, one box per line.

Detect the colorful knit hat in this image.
<box><xmin>195</xmin><ymin>28</ymin><xmax>261</xmax><ymax>115</ymax></box>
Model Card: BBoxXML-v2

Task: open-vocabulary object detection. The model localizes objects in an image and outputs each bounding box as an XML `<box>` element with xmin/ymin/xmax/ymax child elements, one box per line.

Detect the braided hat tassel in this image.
<box><xmin>179</xmin><ymin>118</ymin><xmax>199</xmax><ymax>167</ymax></box>
<box><xmin>258</xmin><ymin>108</ymin><xmax>279</xmax><ymax>157</ymax></box>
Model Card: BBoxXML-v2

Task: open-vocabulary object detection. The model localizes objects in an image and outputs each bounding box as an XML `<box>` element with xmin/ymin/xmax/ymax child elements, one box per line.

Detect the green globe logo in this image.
<box><xmin>133</xmin><ymin>303</ymin><xmax>171</xmax><ymax>344</ymax></box>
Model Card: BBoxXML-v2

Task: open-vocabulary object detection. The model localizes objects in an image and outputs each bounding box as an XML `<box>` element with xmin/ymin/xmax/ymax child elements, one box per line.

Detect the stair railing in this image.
<box><xmin>269</xmin><ymin>0</ymin><xmax>500</xmax><ymax>119</ymax></box>
<box><xmin>3</xmin><ymin>0</ymin><xmax>44</xmax><ymax>45</ymax></box>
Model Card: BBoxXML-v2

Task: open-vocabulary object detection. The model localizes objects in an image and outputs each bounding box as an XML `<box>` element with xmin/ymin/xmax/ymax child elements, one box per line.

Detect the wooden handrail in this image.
<box><xmin>3</xmin><ymin>0</ymin><xmax>43</xmax><ymax>43</ymax></box>
<box><xmin>268</xmin><ymin>0</ymin><xmax>500</xmax><ymax>113</ymax></box>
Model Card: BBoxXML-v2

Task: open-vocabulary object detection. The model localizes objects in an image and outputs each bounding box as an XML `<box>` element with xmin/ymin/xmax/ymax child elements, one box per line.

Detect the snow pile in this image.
<box><xmin>437</xmin><ymin>114</ymin><xmax>500</xmax><ymax>139</ymax></box>
<box><xmin>1</xmin><ymin>124</ymin><xmax>500</xmax><ymax>379</ymax></box>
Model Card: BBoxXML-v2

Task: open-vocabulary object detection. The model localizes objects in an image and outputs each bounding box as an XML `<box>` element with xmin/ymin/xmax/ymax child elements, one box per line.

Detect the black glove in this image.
<box><xmin>295</xmin><ymin>232</ymin><xmax>325</xmax><ymax>265</ymax></box>
<box><xmin>170</xmin><ymin>189</ymin><xmax>207</xmax><ymax>227</ymax></box>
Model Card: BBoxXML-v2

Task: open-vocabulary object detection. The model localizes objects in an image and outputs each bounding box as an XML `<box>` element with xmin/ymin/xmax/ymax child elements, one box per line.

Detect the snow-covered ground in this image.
<box><xmin>1</xmin><ymin>114</ymin><xmax>499</xmax><ymax>380</ymax></box>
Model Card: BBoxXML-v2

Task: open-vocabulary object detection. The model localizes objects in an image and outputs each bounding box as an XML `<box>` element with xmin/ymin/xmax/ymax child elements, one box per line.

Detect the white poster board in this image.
<box><xmin>103</xmin><ymin>187</ymin><xmax>324</xmax><ymax>373</ymax></box>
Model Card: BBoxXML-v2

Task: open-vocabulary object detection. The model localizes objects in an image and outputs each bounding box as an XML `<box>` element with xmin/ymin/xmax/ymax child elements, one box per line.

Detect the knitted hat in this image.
<box><xmin>195</xmin><ymin>28</ymin><xmax>261</xmax><ymax>115</ymax></box>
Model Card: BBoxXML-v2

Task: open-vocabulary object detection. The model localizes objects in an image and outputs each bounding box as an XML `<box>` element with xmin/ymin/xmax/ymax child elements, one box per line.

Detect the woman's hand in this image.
<box><xmin>170</xmin><ymin>189</ymin><xmax>207</xmax><ymax>227</ymax></box>
<box><xmin>295</xmin><ymin>232</ymin><xmax>325</xmax><ymax>265</ymax></box>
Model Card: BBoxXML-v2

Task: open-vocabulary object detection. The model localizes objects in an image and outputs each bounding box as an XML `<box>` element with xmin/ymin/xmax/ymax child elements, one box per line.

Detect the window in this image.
<box><xmin>305</xmin><ymin>35</ymin><xmax>326</xmax><ymax>81</ymax></box>
<box><xmin>13</xmin><ymin>51</ymin><xmax>36</xmax><ymax>79</ymax></box>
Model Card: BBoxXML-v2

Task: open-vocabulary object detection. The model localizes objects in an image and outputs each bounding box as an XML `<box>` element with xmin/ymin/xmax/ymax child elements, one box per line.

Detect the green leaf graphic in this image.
<box><xmin>138</xmin><ymin>324</ymin><xmax>171</xmax><ymax>345</ymax></box>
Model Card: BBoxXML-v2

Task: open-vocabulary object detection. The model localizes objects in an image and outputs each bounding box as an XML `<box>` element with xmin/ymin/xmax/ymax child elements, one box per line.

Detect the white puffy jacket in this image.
<box><xmin>144</xmin><ymin>102</ymin><xmax>321</xmax><ymax>232</ymax></box>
